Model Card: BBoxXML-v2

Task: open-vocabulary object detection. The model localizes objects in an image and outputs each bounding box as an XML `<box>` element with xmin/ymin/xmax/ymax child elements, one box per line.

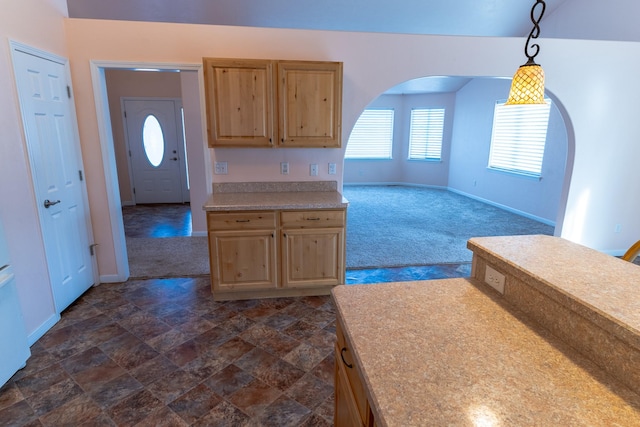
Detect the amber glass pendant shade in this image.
<box><xmin>506</xmin><ymin>0</ymin><xmax>547</xmax><ymax>105</ymax></box>
<box><xmin>506</xmin><ymin>63</ymin><xmax>545</xmax><ymax>105</ymax></box>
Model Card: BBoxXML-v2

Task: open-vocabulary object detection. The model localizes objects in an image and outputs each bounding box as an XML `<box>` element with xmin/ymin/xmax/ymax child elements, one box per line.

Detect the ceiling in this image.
<box><xmin>66</xmin><ymin>0</ymin><xmax>571</xmax><ymax>94</ymax></box>
<box><xmin>66</xmin><ymin>0</ymin><xmax>570</xmax><ymax>38</ymax></box>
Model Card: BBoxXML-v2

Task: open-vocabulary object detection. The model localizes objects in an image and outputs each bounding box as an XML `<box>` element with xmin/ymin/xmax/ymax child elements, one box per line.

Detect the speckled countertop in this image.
<box><xmin>332</xmin><ymin>280</ymin><xmax>640</xmax><ymax>426</ymax></box>
<box><xmin>467</xmin><ymin>235</ymin><xmax>640</xmax><ymax>349</ymax></box>
<box><xmin>203</xmin><ymin>181</ymin><xmax>348</xmax><ymax>211</ymax></box>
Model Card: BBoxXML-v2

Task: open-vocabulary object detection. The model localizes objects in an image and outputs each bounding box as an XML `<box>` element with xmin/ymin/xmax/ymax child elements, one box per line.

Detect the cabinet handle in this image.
<box><xmin>305</xmin><ymin>217</ymin><xmax>321</xmax><ymax>221</ymax></box>
<box><xmin>340</xmin><ymin>347</ymin><xmax>353</xmax><ymax>369</ymax></box>
<box><xmin>235</xmin><ymin>219</ymin><xmax>251</xmax><ymax>223</ymax></box>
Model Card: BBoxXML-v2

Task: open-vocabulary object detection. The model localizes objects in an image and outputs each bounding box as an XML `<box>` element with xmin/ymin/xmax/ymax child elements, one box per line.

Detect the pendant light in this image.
<box><xmin>506</xmin><ymin>0</ymin><xmax>547</xmax><ymax>105</ymax></box>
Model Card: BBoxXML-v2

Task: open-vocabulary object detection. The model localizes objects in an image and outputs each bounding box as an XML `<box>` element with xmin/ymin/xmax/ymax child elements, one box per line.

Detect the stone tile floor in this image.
<box><xmin>0</xmin><ymin>278</ymin><xmax>338</xmax><ymax>426</ymax></box>
<box><xmin>0</xmin><ymin>203</ymin><xmax>471</xmax><ymax>426</ymax></box>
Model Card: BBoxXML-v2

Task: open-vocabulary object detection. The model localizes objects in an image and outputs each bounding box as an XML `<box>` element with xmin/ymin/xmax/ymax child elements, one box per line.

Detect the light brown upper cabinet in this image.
<box><xmin>203</xmin><ymin>58</ymin><xmax>343</xmax><ymax>148</ymax></box>
<box><xmin>203</xmin><ymin>59</ymin><xmax>275</xmax><ymax>147</ymax></box>
<box><xmin>277</xmin><ymin>61</ymin><xmax>343</xmax><ymax>148</ymax></box>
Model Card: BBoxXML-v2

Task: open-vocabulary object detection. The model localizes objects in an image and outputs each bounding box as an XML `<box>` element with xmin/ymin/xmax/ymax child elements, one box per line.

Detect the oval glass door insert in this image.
<box><xmin>142</xmin><ymin>114</ymin><xmax>164</xmax><ymax>167</ymax></box>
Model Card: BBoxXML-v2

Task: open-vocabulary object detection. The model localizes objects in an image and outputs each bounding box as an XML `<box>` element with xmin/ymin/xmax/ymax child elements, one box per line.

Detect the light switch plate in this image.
<box><xmin>328</xmin><ymin>163</ymin><xmax>337</xmax><ymax>175</ymax></box>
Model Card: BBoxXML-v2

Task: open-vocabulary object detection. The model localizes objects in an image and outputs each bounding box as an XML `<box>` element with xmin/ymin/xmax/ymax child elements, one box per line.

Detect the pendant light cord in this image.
<box><xmin>524</xmin><ymin>0</ymin><xmax>546</xmax><ymax>65</ymax></box>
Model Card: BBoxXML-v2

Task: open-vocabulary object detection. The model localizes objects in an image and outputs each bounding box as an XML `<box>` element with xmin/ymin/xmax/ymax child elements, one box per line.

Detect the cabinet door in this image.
<box><xmin>336</xmin><ymin>320</ymin><xmax>371</xmax><ymax>425</ymax></box>
<box><xmin>281</xmin><ymin>227</ymin><xmax>344</xmax><ymax>287</ymax></box>
<box><xmin>335</xmin><ymin>344</ymin><xmax>366</xmax><ymax>427</ymax></box>
<box><xmin>203</xmin><ymin>58</ymin><xmax>275</xmax><ymax>147</ymax></box>
<box><xmin>209</xmin><ymin>229</ymin><xmax>277</xmax><ymax>291</ymax></box>
<box><xmin>277</xmin><ymin>61</ymin><xmax>343</xmax><ymax>148</ymax></box>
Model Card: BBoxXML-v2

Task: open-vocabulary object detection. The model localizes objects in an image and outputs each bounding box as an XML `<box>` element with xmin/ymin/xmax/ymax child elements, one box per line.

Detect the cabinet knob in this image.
<box><xmin>340</xmin><ymin>347</ymin><xmax>353</xmax><ymax>369</ymax></box>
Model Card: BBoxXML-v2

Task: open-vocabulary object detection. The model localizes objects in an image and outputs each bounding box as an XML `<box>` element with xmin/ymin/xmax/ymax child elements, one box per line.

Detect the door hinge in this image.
<box><xmin>66</xmin><ymin>85</ymin><xmax>71</xmax><ymax>99</ymax></box>
<box><xmin>124</xmin><ymin>110</ymin><xmax>127</xmax><ymax>118</ymax></box>
<box><xmin>89</xmin><ymin>243</ymin><xmax>99</xmax><ymax>256</ymax></box>
<box><xmin>128</xmin><ymin>150</ymin><xmax>132</xmax><ymax>157</ymax></box>
<box><xmin>133</xmin><ymin>187</ymin><xmax>136</xmax><ymax>194</ymax></box>
<box><xmin>78</xmin><ymin>170</ymin><xmax>83</xmax><ymax>181</ymax></box>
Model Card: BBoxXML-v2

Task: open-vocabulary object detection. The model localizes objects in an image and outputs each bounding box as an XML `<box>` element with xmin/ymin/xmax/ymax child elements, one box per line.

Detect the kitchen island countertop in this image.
<box><xmin>333</xmin><ymin>278</ymin><xmax>640</xmax><ymax>426</ymax></box>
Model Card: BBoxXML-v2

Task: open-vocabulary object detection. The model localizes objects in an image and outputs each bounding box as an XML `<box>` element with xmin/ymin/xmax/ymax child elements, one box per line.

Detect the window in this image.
<box><xmin>488</xmin><ymin>100</ymin><xmax>551</xmax><ymax>177</ymax></box>
<box><xmin>142</xmin><ymin>114</ymin><xmax>164</xmax><ymax>167</ymax></box>
<box><xmin>345</xmin><ymin>109</ymin><xmax>394</xmax><ymax>159</ymax></box>
<box><xmin>408</xmin><ymin>108</ymin><xmax>445</xmax><ymax>160</ymax></box>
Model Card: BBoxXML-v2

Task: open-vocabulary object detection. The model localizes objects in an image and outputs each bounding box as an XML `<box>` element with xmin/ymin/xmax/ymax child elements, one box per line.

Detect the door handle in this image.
<box><xmin>44</xmin><ymin>199</ymin><xmax>61</xmax><ymax>208</ymax></box>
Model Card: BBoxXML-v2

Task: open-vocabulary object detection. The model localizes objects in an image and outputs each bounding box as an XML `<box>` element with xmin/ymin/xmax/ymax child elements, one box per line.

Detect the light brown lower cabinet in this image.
<box><xmin>335</xmin><ymin>318</ymin><xmax>376</xmax><ymax>427</ymax></box>
<box><xmin>207</xmin><ymin>209</ymin><xmax>345</xmax><ymax>300</ymax></box>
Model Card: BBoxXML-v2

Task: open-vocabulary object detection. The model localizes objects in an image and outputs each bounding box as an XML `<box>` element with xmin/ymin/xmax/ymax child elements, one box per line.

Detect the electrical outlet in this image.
<box><xmin>484</xmin><ymin>265</ymin><xmax>505</xmax><ymax>294</ymax></box>
<box><xmin>328</xmin><ymin>163</ymin><xmax>337</xmax><ymax>175</ymax></box>
<box><xmin>310</xmin><ymin>164</ymin><xmax>318</xmax><ymax>176</ymax></box>
<box><xmin>214</xmin><ymin>161</ymin><xmax>228</xmax><ymax>175</ymax></box>
<box><xmin>281</xmin><ymin>162</ymin><xmax>289</xmax><ymax>175</ymax></box>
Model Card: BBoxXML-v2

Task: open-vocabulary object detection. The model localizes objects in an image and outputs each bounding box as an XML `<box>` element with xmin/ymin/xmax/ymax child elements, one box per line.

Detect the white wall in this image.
<box><xmin>544</xmin><ymin>0</ymin><xmax>640</xmax><ymax>42</ymax></box>
<box><xmin>448</xmin><ymin>78</ymin><xmax>567</xmax><ymax>224</ymax></box>
<box><xmin>180</xmin><ymin>71</ymin><xmax>208</xmax><ymax>235</ymax></box>
<box><xmin>344</xmin><ymin>92</ymin><xmax>456</xmax><ymax>186</ymax></box>
<box><xmin>0</xmin><ymin>0</ymin><xmax>68</xmax><ymax>341</ymax></box>
<box><xmin>62</xmin><ymin>19</ymin><xmax>640</xmax><ymax>276</ymax></box>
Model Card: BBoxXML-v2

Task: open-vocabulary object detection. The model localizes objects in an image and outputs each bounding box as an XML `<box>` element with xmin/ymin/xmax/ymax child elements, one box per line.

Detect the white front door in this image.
<box><xmin>11</xmin><ymin>44</ymin><xmax>95</xmax><ymax>312</ymax></box>
<box><xmin>124</xmin><ymin>99</ymin><xmax>188</xmax><ymax>204</ymax></box>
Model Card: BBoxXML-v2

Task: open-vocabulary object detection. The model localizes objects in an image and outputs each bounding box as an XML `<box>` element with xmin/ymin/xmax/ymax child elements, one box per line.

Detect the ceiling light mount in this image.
<box><xmin>506</xmin><ymin>0</ymin><xmax>547</xmax><ymax>105</ymax></box>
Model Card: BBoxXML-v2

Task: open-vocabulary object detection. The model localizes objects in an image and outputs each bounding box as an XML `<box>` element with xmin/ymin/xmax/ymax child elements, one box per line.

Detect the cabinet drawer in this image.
<box><xmin>336</xmin><ymin>318</ymin><xmax>369</xmax><ymax>424</ymax></box>
<box><xmin>281</xmin><ymin>210</ymin><xmax>345</xmax><ymax>228</ymax></box>
<box><xmin>208</xmin><ymin>212</ymin><xmax>276</xmax><ymax>230</ymax></box>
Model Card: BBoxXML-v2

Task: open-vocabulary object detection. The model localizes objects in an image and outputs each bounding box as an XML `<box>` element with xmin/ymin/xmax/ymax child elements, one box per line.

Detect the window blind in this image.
<box><xmin>408</xmin><ymin>108</ymin><xmax>445</xmax><ymax>160</ymax></box>
<box><xmin>488</xmin><ymin>101</ymin><xmax>551</xmax><ymax>176</ymax></box>
<box><xmin>345</xmin><ymin>109</ymin><xmax>394</xmax><ymax>159</ymax></box>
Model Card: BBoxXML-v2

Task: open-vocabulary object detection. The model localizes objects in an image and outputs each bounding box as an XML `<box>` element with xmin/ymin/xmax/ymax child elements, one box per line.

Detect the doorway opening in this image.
<box><xmin>91</xmin><ymin>62</ymin><xmax>209</xmax><ymax>281</ymax></box>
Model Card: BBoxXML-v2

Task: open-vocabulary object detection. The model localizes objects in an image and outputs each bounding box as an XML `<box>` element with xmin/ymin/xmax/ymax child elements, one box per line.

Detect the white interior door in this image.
<box><xmin>124</xmin><ymin>99</ymin><xmax>187</xmax><ymax>204</ymax></box>
<box><xmin>11</xmin><ymin>45</ymin><xmax>95</xmax><ymax>313</ymax></box>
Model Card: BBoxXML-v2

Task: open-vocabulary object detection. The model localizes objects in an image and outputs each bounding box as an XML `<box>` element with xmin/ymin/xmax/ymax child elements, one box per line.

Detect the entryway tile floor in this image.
<box><xmin>346</xmin><ymin>263</ymin><xmax>471</xmax><ymax>284</ymax></box>
<box><xmin>122</xmin><ymin>203</ymin><xmax>192</xmax><ymax>238</ymax></box>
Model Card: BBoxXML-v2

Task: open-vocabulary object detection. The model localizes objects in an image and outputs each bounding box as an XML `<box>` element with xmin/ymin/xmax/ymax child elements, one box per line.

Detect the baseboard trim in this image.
<box><xmin>447</xmin><ymin>188</ymin><xmax>555</xmax><ymax>227</ymax></box>
<box><xmin>191</xmin><ymin>231</ymin><xmax>207</xmax><ymax>237</ymax></box>
<box><xmin>343</xmin><ymin>182</ymin><xmax>447</xmax><ymax>190</ymax></box>
<box><xmin>28</xmin><ymin>313</ymin><xmax>60</xmax><ymax>346</ymax></box>
<box><xmin>100</xmin><ymin>274</ymin><xmax>128</xmax><ymax>283</ymax></box>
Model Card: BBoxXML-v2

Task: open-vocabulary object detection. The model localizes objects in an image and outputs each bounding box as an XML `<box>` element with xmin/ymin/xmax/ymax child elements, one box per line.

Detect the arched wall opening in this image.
<box><xmin>342</xmin><ymin>75</ymin><xmax>575</xmax><ymax>234</ymax></box>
